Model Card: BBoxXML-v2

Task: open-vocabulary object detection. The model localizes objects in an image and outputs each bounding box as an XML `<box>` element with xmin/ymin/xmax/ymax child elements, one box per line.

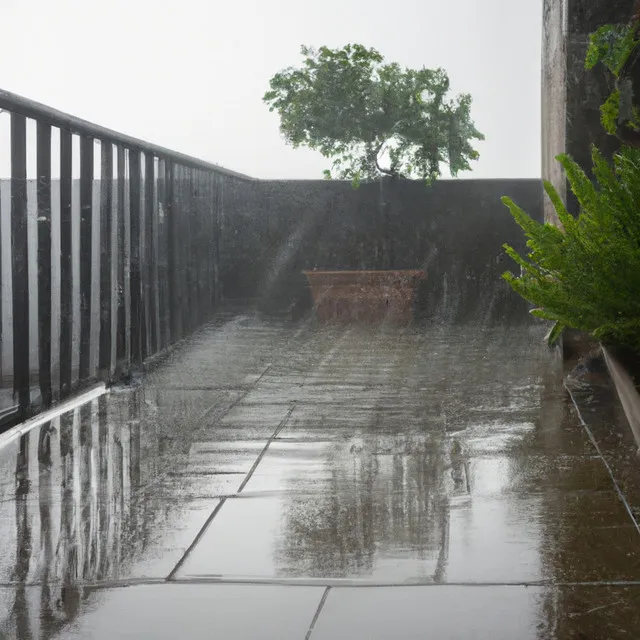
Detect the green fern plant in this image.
<box><xmin>502</xmin><ymin>145</ymin><xmax>640</xmax><ymax>352</ymax></box>
<box><xmin>585</xmin><ymin>23</ymin><xmax>640</xmax><ymax>134</ymax></box>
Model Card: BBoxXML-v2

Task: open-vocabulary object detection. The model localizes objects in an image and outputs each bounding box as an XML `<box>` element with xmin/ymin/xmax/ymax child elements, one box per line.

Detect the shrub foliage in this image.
<box><xmin>502</xmin><ymin>146</ymin><xmax>640</xmax><ymax>351</ymax></box>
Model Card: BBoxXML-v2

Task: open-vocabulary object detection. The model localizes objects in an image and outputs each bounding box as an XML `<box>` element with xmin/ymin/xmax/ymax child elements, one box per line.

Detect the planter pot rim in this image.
<box><xmin>303</xmin><ymin>269</ymin><xmax>425</xmax><ymax>276</ymax></box>
<box><xmin>303</xmin><ymin>269</ymin><xmax>424</xmax><ymax>324</ymax></box>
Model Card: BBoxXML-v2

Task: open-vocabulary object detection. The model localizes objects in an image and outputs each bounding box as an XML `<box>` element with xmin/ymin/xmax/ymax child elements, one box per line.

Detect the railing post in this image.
<box><xmin>59</xmin><ymin>130</ymin><xmax>73</xmax><ymax>398</ymax></box>
<box><xmin>115</xmin><ymin>145</ymin><xmax>128</xmax><ymax>375</ymax></box>
<box><xmin>191</xmin><ymin>170</ymin><xmax>198</xmax><ymax>326</ymax></box>
<box><xmin>79</xmin><ymin>135</ymin><xmax>94</xmax><ymax>381</ymax></box>
<box><xmin>152</xmin><ymin>158</ymin><xmax>161</xmax><ymax>353</ymax></box>
<box><xmin>144</xmin><ymin>152</ymin><xmax>157</xmax><ymax>356</ymax></box>
<box><xmin>157</xmin><ymin>159</ymin><xmax>168</xmax><ymax>350</ymax></box>
<box><xmin>174</xmin><ymin>164</ymin><xmax>185</xmax><ymax>341</ymax></box>
<box><xmin>129</xmin><ymin>149</ymin><xmax>142</xmax><ymax>370</ymax></box>
<box><xmin>37</xmin><ymin>122</ymin><xmax>52</xmax><ymax>407</ymax></box>
<box><xmin>99</xmin><ymin>142</ymin><xmax>113</xmax><ymax>378</ymax></box>
<box><xmin>166</xmin><ymin>161</ymin><xmax>178</xmax><ymax>344</ymax></box>
<box><xmin>11</xmin><ymin>113</ymin><xmax>29</xmax><ymax>416</ymax></box>
<box><xmin>182</xmin><ymin>166</ymin><xmax>189</xmax><ymax>335</ymax></box>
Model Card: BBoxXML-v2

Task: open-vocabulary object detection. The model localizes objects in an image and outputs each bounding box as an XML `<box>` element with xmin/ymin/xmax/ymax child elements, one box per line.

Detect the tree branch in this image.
<box><xmin>372</xmin><ymin>140</ymin><xmax>397</xmax><ymax>177</ymax></box>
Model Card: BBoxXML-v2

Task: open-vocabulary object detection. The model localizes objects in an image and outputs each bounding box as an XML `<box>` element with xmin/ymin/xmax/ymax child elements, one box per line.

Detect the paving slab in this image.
<box><xmin>0</xmin><ymin>584</ymin><xmax>323</xmax><ymax>640</ymax></box>
<box><xmin>309</xmin><ymin>585</ymin><xmax>640</xmax><ymax>640</ymax></box>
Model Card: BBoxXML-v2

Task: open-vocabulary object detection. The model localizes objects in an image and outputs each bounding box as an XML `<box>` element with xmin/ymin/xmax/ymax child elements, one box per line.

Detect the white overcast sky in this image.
<box><xmin>0</xmin><ymin>0</ymin><xmax>542</xmax><ymax>180</ymax></box>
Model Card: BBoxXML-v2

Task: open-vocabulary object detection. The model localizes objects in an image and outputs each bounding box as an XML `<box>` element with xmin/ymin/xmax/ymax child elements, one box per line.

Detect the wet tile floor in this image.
<box><xmin>0</xmin><ymin>315</ymin><xmax>640</xmax><ymax>638</ymax></box>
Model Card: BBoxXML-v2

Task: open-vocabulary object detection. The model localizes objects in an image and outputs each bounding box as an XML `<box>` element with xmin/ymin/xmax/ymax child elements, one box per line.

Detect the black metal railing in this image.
<box><xmin>0</xmin><ymin>89</ymin><xmax>253</xmax><ymax>427</ymax></box>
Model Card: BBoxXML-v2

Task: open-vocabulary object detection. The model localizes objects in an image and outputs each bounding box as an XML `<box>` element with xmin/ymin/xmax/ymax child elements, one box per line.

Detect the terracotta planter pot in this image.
<box><xmin>303</xmin><ymin>270</ymin><xmax>426</xmax><ymax>324</ymax></box>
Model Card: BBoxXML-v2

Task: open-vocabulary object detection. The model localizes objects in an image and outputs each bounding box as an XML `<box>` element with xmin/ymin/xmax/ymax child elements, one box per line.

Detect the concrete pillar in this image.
<box><xmin>541</xmin><ymin>0</ymin><xmax>634</xmax><ymax>220</ymax></box>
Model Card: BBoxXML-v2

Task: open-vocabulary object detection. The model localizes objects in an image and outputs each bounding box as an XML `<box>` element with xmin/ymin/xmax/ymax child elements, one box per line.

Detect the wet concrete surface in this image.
<box><xmin>0</xmin><ymin>314</ymin><xmax>640</xmax><ymax>638</ymax></box>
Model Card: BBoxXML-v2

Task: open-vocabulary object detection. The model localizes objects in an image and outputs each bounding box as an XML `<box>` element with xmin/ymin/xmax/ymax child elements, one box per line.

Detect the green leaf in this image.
<box><xmin>585</xmin><ymin>23</ymin><xmax>639</xmax><ymax>76</ymax></box>
<box><xmin>545</xmin><ymin>321</ymin><xmax>565</xmax><ymax>347</ymax></box>
<box><xmin>600</xmin><ymin>89</ymin><xmax>621</xmax><ymax>134</ymax></box>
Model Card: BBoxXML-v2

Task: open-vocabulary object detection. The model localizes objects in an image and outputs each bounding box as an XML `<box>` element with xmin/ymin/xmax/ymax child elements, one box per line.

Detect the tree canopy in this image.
<box><xmin>263</xmin><ymin>44</ymin><xmax>484</xmax><ymax>185</ymax></box>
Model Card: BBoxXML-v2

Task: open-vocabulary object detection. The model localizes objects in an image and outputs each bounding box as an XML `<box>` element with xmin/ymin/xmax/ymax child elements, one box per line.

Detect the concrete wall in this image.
<box><xmin>542</xmin><ymin>0</ymin><xmax>634</xmax><ymax>217</ymax></box>
<box><xmin>219</xmin><ymin>178</ymin><xmax>543</xmax><ymax>324</ymax></box>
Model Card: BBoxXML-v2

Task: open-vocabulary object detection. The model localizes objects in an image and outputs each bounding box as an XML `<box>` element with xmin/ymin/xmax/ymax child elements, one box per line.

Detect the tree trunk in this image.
<box><xmin>378</xmin><ymin>177</ymin><xmax>394</xmax><ymax>270</ymax></box>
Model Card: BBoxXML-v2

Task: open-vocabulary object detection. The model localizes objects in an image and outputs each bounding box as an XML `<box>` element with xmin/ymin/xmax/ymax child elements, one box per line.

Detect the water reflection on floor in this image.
<box><xmin>0</xmin><ymin>316</ymin><xmax>639</xmax><ymax>638</ymax></box>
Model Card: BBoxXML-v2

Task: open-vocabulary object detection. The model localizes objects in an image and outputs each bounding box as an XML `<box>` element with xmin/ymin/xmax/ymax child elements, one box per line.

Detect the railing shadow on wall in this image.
<box><xmin>0</xmin><ymin>90</ymin><xmax>254</xmax><ymax>429</ymax></box>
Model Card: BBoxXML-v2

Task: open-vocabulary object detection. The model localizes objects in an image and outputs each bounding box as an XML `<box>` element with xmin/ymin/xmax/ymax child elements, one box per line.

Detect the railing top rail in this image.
<box><xmin>0</xmin><ymin>89</ymin><xmax>255</xmax><ymax>180</ymax></box>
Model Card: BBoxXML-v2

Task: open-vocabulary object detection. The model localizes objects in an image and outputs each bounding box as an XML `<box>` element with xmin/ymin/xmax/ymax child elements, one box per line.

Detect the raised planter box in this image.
<box><xmin>602</xmin><ymin>346</ymin><xmax>640</xmax><ymax>451</ymax></box>
<box><xmin>303</xmin><ymin>270</ymin><xmax>426</xmax><ymax>324</ymax></box>
<box><xmin>564</xmin><ymin>330</ymin><xmax>640</xmax><ymax>451</ymax></box>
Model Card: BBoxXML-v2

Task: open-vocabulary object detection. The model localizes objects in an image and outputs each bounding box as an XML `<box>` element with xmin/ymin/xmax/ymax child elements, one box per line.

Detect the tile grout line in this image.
<box><xmin>165</xmin><ymin>400</ymin><xmax>296</xmax><ymax>581</ymax></box>
<box><xmin>304</xmin><ymin>586</ymin><xmax>331</xmax><ymax>640</ymax></box>
<box><xmin>565</xmin><ymin>383</ymin><xmax>640</xmax><ymax>536</ymax></box>
<box><xmin>165</xmin><ymin>499</ymin><xmax>228</xmax><ymax>581</ymax></box>
<box><xmin>8</xmin><ymin>576</ymin><xmax>640</xmax><ymax>590</ymax></box>
<box><xmin>165</xmin><ymin>364</ymin><xmax>273</xmax><ymax>582</ymax></box>
<box><xmin>117</xmin><ymin>365</ymin><xmax>275</xmax><ymax>506</ymax></box>
<box><xmin>236</xmin><ymin>403</ymin><xmax>296</xmax><ymax>493</ymax></box>
<box><xmin>8</xmin><ymin>577</ymin><xmax>640</xmax><ymax>590</ymax></box>
<box><xmin>194</xmin><ymin>364</ymin><xmax>273</xmax><ymax>424</ymax></box>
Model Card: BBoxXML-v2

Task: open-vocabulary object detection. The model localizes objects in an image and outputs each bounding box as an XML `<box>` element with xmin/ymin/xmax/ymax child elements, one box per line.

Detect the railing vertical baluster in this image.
<box><xmin>11</xmin><ymin>113</ymin><xmax>29</xmax><ymax>416</ymax></box>
<box><xmin>194</xmin><ymin>170</ymin><xmax>200</xmax><ymax>324</ymax></box>
<box><xmin>124</xmin><ymin>150</ymin><xmax>132</xmax><ymax>370</ymax></box>
<box><xmin>145</xmin><ymin>152</ymin><xmax>157</xmax><ymax>355</ymax></box>
<box><xmin>215</xmin><ymin>173</ymin><xmax>222</xmax><ymax>307</ymax></box>
<box><xmin>192</xmin><ymin>170</ymin><xmax>200</xmax><ymax>326</ymax></box>
<box><xmin>115</xmin><ymin>146</ymin><xmax>127</xmax><ymax>374</ymax></box>
<box><xmin>99</xmin><ymin>142</ymin><xmax>113</xmax><ymax>377</ymax></box>
<box><xmin>201</xmin><ymin>171</ymin><xmax>209</xmax><ymax>320</ymax></box>
<box><xmin>217</xmin><ymin>174</ymin><xmax>224</xmax><ymax>302</ymax></box>
<box><xmin>129</xmin><ymin>149</ymin><xmax>142</xmax><ymax>369</ymax></box>
<box><xmin>142</xmin><ymin>157</ymin><xmax>151</xmax><ymax>360</ymax></box>
<box><xmin>139</xmin><ymin>155</ymin><xmax>148</xmax><ymax>360</ymax></box>
<box><xmin>166</xmin><ymin>161</ymin><xmax>178</xmax><ymax>344</ymax></box>
<box><xmin>153</xmin><ymin>159</ymin><xmax>161</xmax><ymax>351</ymax></box>
<box><xmin>157</xmin><ymin>159</ymin><xmax>167</xmax><ymax>350</ymax></box>
<box><xmin>185</xmin><ymin>169</ymin><xmax>195</xmax><ymax>332</ymax></box>
<box><xmin>179</xmin><ymin>167</ymin><xmax>187</xmax><ymax>334</ymax></box>
<box><xmin>212</xmin><ymin>173</ymin><xmax>220</xmax><ymax>307</ymax></box>
<box><xmin>79</xmin><ymin>136</ymin><xmax>94</xmax><ymax>381</ymax></box>
<box><xmin>37</xmin><ymin>122</ymin><xmax>52</xmax><ymax>407</ymax></box>
<box><xmin>175</xmin><ymin>165</ymin><xmax>185</xmax><ymax>340</ymax></box>
<box><xmin>109</xmin><ymin>145</ymin><xmax>118</xmax><ymax>370</ymax></box>
<box><xmin>208</xmin><ymin>172</ymin><xmax>217</xmax><ymax>316</ymax></box>
<box><xmin>203</xmin><ymin>171</ymin><xmax>213</xmax><ymax>320</ymax></box>
<box><xmin>0</xmin><ymin>161</ymin><xmax>2</xmax><ymax>393</ymax></box>
<box><xmin>59</xmin><ymin>129</ymin><xmax>73</xmax><ymax>398</ymax></box>
<box><xmin>197</xmin><ymin>170</ymin><xmax>206</xmax><ymax>323</ymax></box>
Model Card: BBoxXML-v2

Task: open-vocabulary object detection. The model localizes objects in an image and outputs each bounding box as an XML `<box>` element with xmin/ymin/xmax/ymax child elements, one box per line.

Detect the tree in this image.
<box><xmin>263</xmin><ymin>44</ymin><xmax>484</xmax><ymax>186</ymax></box>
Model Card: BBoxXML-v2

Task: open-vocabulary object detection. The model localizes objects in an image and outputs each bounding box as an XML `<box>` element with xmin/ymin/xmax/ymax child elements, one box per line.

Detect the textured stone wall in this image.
<box><xmin>219</xmin><ymin>178</ymin><xmax>543</xmax><ymax>324</ymax></box>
